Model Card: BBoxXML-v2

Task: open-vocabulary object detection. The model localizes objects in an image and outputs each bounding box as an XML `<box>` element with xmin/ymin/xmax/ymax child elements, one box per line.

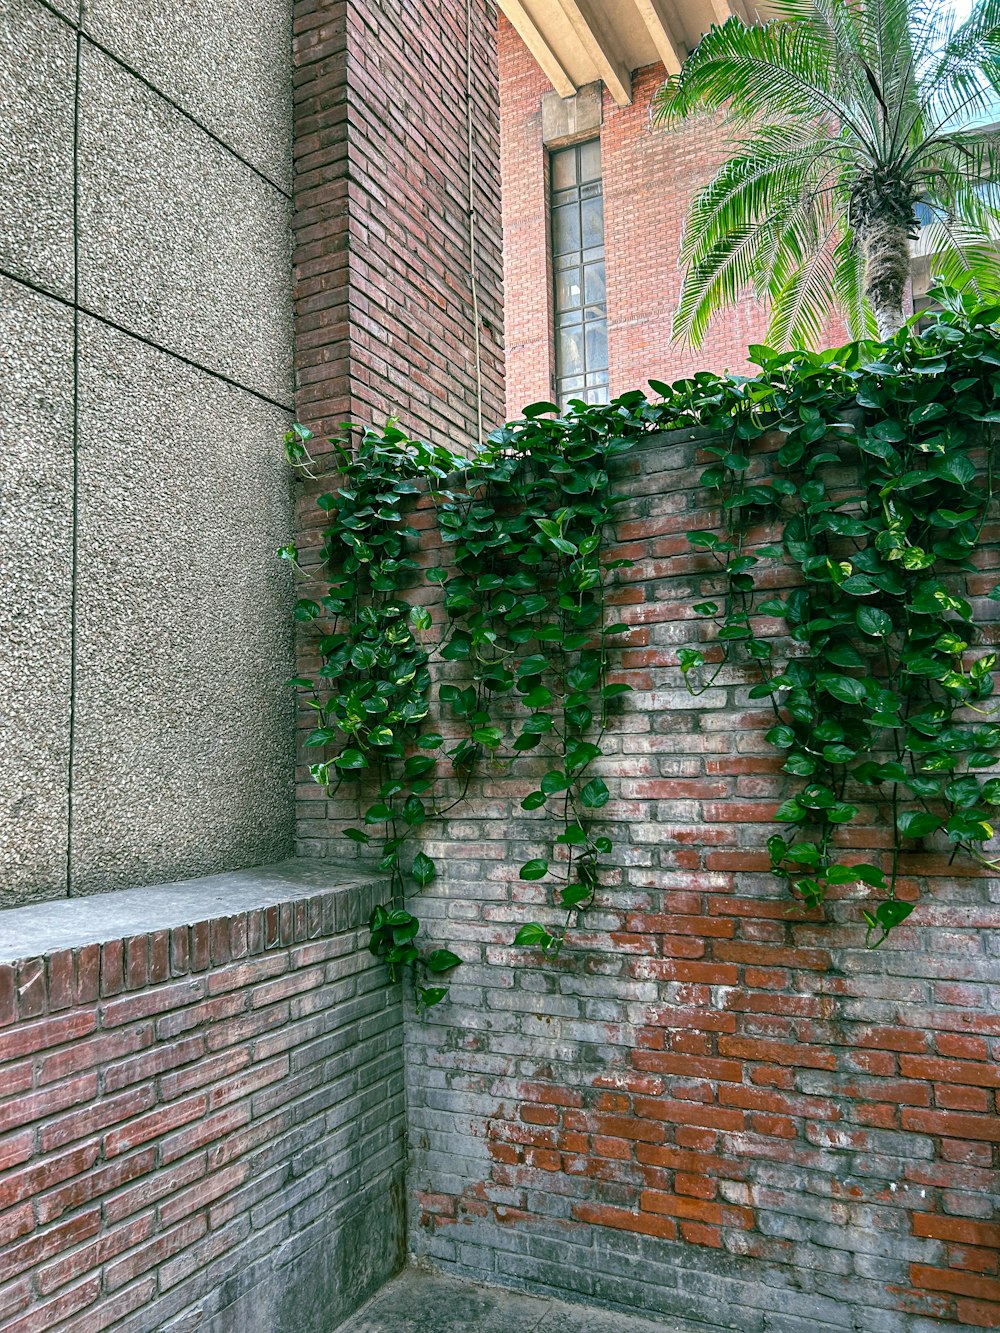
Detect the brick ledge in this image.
<box><xmin>0</xmin><ymin>858</ymin><xmax>386</xmax><ymax>965</ymax></box>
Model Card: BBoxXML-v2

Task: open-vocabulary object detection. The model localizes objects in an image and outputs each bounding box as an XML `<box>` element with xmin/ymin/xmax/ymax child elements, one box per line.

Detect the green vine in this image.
<box><xmin>677</xmin><ymin>286</ymin><xmax>1000</xmax><ymax>945</ymax></box>
<box><xmin>281</xmin><ymin>423</ymin><xmax>466</xmax><ymax>1008</ymax></box>
<box><xmin>434</xmin><ymin>405</ymin><xmax>637</xmax><ymax>956</ymax></box>
<box><xmin>286</xmin><ymin>287</ymin><xmax>1000</xmax><ymax>1000</ymax></box>
<box><xmin>282</xmin><ymin>407</ymin><xmax>642</xmax><ymax>1002</ymax></box>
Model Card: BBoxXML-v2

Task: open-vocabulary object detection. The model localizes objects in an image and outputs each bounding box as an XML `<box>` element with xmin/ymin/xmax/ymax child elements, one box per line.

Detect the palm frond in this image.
<box><xmin>749</xmin><ymin>163</ymin><xmax>846</xmax><ymax>295</ymax></box>
<box><xmin>675</xmin><ymin>165</ymin><xmax>844</xmax><ymax>348</ymax></box>
<box><xmin>766</xmin><ymin>230</ymin><xmax>839</xmax><ymax>348</ymax></box>
<box><xmin>917</xmin><ymin>212</ymin><xmax>1000</xmax><ymax>297</ymax></box>
<box><xmin>918</xmin><ymin>0</ymin><xmax>1000</xmax><ymax>135</ymax></box>
<box><xmin>672</xmin><ymin>224</ymin><xmax>777</xmax><ymax>346</ymax></box>
<box><xmin>930</xmin><ymin>0</ymin><xmax>1000</xmax><ymax>83</ymax></box>
<box><xmin>659</xmin><ymin>0</ymin><xmax>1000</xmax><ymax>349</ymax></box>
<box><xmin>832</xmin><ymin>233</ymin><xmax>879</xmax><ymax>337</ymax></box>
<box><xmin>678</xmin><ymin>133</ymin><xmax>840</xmax><ymax>266</ymax></box>
<box><xmin>769</xmin><ymin>0</ymin><xmax>883</xmax><ymax>141</ymax></box>
<box><xmin>652</xmin><ymin>16</ymin><xmax>878</xmax><ymax>152</ymax></box>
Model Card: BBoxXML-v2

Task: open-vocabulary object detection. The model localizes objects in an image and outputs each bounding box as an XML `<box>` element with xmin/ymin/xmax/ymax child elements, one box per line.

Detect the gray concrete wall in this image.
<box><xmin>0</xmin><ymin>0</ymin><xmax>296</xmax><ymax>903</ymax></box>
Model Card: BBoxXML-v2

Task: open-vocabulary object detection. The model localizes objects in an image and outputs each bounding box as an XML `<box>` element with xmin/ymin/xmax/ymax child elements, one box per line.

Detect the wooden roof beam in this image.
<box><xmin>554</xmin><ymin>0</ymin><xmax>633</xmax><ymax>106</ymax></box>
<box><xmin>498</xmin><ymin>0</ymin><xmax>578</xmax><ymax>99</ymax></box>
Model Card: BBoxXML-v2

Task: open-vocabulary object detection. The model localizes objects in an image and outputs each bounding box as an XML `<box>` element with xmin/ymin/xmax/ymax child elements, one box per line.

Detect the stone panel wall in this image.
<box><xmin>0</xmin><ymin>0</ymin><xmax>297</xmax><ymax>903</ymax></box>
<box><xmin>0</xmin><ymin>862</ymin><xmax>403</xmax><ymax>1332</ymax></box>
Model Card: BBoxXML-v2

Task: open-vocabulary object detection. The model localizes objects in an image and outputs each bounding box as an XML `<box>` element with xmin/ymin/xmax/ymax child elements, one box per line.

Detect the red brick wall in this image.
<box><xmin>499</xmin><ymin>21</ymin><xmax>849</xmax><ymax>417</ymax></box>
<box><xmin>497</xmin><ymin>15</ymin><xmax>553</xmax><ymax>412</ymax></box>
<box><xmin>0</xmin><ymin>878</ymin><xmax>403</xmax><ymax>1333</ymax></box>
<box><xmin>292</xmin><ymin>0</ymin><xmax>505</xmax><ymax>453</ymax></box>
<box><xmin>298</xmin><ymin>428</ymin><xmax>1000</xmax><ymax>1330</ymax></box>
<box><xmin>291</xmin><ymin>0</ymin><xmax>506</xmax><ymax>848</ymax></box>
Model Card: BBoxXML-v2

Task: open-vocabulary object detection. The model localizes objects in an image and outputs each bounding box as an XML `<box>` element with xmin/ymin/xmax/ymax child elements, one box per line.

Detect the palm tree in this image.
<box><xmin>653</xmin><ymin>0</ymin><xmax>1000</xmax><ymax>347</ymax></box>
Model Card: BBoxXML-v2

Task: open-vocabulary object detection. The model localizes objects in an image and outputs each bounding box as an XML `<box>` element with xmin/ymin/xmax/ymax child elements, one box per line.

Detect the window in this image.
<box><xmin>911</xmin><ymin>179</ymin><xmax>1000</xmax><ymax>327</ymax></box>
<box><xmin>550</xmin><ymin>140</ymin><xmax>609</xmax><ymax>408</ymax></box>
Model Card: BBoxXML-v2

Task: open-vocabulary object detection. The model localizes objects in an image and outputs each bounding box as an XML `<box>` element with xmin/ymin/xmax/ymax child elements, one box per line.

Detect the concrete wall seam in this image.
<box><xmin>0</xmin><ymin>0</ymin><xmax>298</xmax><ymax>904</ymax></box>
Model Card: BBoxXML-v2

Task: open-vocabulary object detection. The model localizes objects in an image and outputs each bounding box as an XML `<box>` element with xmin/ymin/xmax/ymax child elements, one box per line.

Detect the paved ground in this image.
<box><xmin>335</xmin><ymin>1269</ymin><xmax>703</xmax><ymax>1333</ymax></box>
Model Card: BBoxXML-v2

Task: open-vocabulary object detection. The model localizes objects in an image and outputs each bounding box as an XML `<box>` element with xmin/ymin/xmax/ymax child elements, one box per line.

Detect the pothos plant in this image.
<box><xmin>285</xmin><ymin>286</ymin><xmax>1000</xmax><ymax>1002</ymax></box>
<box><xmin>676</xmin><ymin>285</ymin><xmax>1000</xmax><ymax>946</ymax></box>
<box><xmin>280</xmin><ymin>424</ymin><xmax>467</xmax><ymax>1008</ymax></box>
<box><xmin>282</xmin><ymin>406</ymin><xmax>643</xmax><ymax>1004</ymax></box>
<box><xmin>432</xmin><ymin>405</ymin><xmax>640</xmax><ymax>957</ymax></box>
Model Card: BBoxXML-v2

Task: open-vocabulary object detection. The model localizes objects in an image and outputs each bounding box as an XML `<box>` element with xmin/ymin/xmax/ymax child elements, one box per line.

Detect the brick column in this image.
<box><xmin>291</xmin><ymin>0</ymin><xmax>505</xmax><ymax>453</ymax></box>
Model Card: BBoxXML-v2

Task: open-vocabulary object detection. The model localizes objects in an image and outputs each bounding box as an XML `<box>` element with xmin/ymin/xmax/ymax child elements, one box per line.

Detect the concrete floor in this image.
<box><xmin>335</xmin><ymin>1270</ymin><xmax>702</xmax><ymax>1333</ymax></box>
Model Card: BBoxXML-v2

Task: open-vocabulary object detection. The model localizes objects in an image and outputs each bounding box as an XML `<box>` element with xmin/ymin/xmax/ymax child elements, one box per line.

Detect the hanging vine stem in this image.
<box><xmin>678</xmin><ymin>286</ymin><xmax>1000</xmax><ymax>946</ymax></box>
<box><xmin>286</xmin><ymin>287</ymin><xmax>1000</xmax><ymax>1007</ymax></box>
<box><xmin>282</xmin><ymin>423</ymin><xmax>468</xmax><ymax>1008</ymax></box>
<box><xmin>434</xmin><ymin>408</ymin><xmax>639</xmax><ymax>958</ymax></box>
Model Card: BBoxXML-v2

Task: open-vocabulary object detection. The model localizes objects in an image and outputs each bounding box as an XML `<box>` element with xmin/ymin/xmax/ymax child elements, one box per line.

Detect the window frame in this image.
<box><xmin>548</xmin><ymin>138</ymin><xmax>609</xmax><ymax>409</ymax></box>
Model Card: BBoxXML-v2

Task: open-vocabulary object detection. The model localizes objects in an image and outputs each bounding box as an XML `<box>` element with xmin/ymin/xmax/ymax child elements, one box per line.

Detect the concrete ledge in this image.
<box><xmin>0</xmin><ymin>857</ymin><xmax>385</xmax><ymax>963</ymax></box>
<box><xmin>336</xmin><ymin>1269</ymin><xmax>707</xmax><ymax>1333</ymax></box>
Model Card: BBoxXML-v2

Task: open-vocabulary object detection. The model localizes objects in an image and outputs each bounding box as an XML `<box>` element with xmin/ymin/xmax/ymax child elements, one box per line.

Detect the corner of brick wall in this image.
<box><xmin>300</xmin><ymin>428</ymin><xmax>1000</xmax><ymax>1332</ymax></box>
<box><xmin>0</xmin><ymin>877</ymin><xmax>405</xmax><ymax>1333</ymax></box>
<box><xmin>291</xmin><ymin>0</ymin><xmax>505</xmax><ymax>453</ymax></box>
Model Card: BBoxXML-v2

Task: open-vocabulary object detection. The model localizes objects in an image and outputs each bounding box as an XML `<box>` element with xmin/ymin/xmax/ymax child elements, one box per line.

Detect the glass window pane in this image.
<box><xmin>585</xmin><ymin>321</ymin><xmax>608</xmax><ymax>371</ymax></box>
<box><xmin>556</xmin><ymin>268</ymin><xmax>582</xmax><ymax>311</ymax></box>
<box><xmin>559</xmin><ymin>327</ymin><xmax>584</xmax><ymax>376</ymax></box>
<box><xmin>579</xmin><ymin>139</ymin><xmax>601</xmax><ymax>183</ymax></box>
<box><xmin>551</xmin><ymin>139</ymin><xmax>605</xmax><ymax>410</ymax></box>
<box><xmin>552</xmin><ymin>203</ymin><xmax>580</xmax><ymax>255</ymax></box>
<box><xmin>581</xmin><ymin>197</ymin><xmax>604</xmax><ymax>249</ymax></box>
<box><xmin>551</xmin><ymin>148</ymin><xmax>577</xmax><ymax>191</ymax></box>
<box><xmin>584</xmin><ymin>265</ymin><xmax>605</xmax><ymax>307</ymax></box>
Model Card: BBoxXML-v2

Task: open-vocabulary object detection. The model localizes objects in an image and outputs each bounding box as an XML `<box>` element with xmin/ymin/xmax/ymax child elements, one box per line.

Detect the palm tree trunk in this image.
<box><xmin>859</xmin><ymin>215</ymin><xmax>911</xmax><ymax>340</ymax></box>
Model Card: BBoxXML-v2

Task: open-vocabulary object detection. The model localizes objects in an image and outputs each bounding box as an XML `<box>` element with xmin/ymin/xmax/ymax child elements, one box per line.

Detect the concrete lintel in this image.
<box><xmin>499</xmin><ymin>0</ymin><xmax>577</xmax><ymax>97</ymax></box>
<box><xmin>708</xmin><ymin>0</ymin><xmax>736</xmax><ymax>23</ymax></box>
<box><xmin>541</xmin><ymin>80</ymin><xmax>603</xmax><ymax>146</ymax></box>
<box><xmin>553</xmin><ymin>0</ymin><xmax>633</xmax><ymax>106</ymax></box>
<box><xmin>632</xmin><ymin>0</ymin><xmax>685</xmax><ymax>74</ymax></box>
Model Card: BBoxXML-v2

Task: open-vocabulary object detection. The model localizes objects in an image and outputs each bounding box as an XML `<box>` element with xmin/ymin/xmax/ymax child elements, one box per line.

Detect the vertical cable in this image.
<box><xmin>465</xmin><ymin>0</ymin><xmax>485</xmax><ymax>447</ymax></box>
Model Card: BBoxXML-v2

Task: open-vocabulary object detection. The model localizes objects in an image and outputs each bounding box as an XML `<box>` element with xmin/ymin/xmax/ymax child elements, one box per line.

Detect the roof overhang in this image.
<box><xmin>499</xmin><ymin>0</ymin><xmax>761</xmax><ymax>105</ymax></box>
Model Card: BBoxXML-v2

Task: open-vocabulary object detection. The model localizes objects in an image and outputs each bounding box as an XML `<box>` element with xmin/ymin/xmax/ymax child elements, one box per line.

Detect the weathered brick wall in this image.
<box><xmin>0</xmin><ymin>870</ymin><xmax>403</xmax><ymax>1333</ymax></box>
<box><xmin>298</xmin><ymin>428</ymin><xmax>999</xmax><ymax>1330</ymax></box>
<box><xmin>292</xmin><ymin>0</ymin><xmax>505</xmax><ymax>452</ymax></box>
<box><xmin>499</xmin><ymin>22</ymin><xmax>849</xmax><ymax>416</ymax></box>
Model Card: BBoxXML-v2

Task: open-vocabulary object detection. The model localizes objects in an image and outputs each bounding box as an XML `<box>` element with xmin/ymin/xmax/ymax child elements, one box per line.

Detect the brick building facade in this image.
<box><xmin>498</xmin><ymin>15</ymin><xmax>849</xmax><ymax>418</ymax></box>
<box><xmin>292</xmin><ymin>0</ymin><xmax>505</xmax><ymax>450</ymax></box>
<box><xmin>4</xmin><ymin>0</ymin><xmax>999</xmax><ymax>1327</ymax></box>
